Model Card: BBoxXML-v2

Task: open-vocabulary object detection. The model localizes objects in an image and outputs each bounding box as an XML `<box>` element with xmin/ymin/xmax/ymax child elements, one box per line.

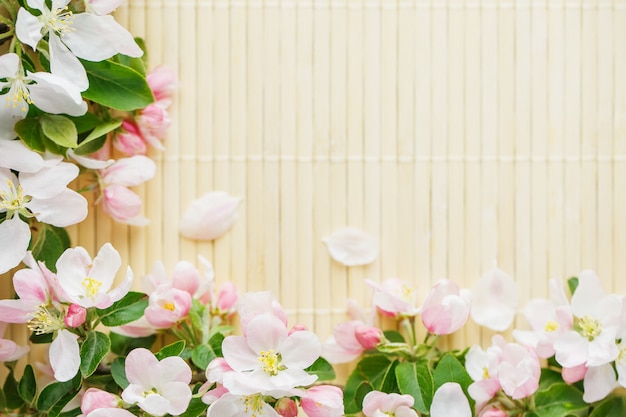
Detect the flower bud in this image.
<box><xmin>479</xmin><ymin>408</ymin><xmax>508</xmax><ymax>417</ymax></box>
<box><xmin>275</xmin><ymin>397</ymin><xmax>298</xmax><ymax>417</ymax></box>
<box><xmin>355</xmin><ymin>325</ymin><xmax>382</xmax><ymax>350</ymax></box>
<box><xmin>64</xmin><ymin>304</ymin><xmax>87</xmax><ymax>328</ymax></box>
<box><xmin>216</xmin><ymin>281</ymin><xmax>238</xmax><ymax>314</ymax></box>
<box><xmin>114</xmin><ymin>121</ymin><xmax>148</xmax><ymax>156</ymax></box>
<box><xmin>81</xmin><ymin>388</ymin><xmax>120</xmax><ymax>414</ymax></box>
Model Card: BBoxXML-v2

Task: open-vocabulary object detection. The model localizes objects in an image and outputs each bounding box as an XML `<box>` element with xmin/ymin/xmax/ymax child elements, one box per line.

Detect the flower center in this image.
<box><xmin>482</xmin><ymin>366</ymin><xmax>490</xmax><ymax>380</ymax></box>
<box><xmin>82</xmin><ymin>277</ymin><xmax>103</xmax><ymax>299</ymax></box>
<box><xmin>544</xmin><ymin>320</ymin><xmax>559</xmax><ymax>333</ymax></box>
<box><xmin>41</xmin><ymin>5</ymin><xmax>75</xmax><ymax>36</ymax></box>
<box><xmin>142</xmin><ymin>387</ymin><xmax>159</xmax><ymax>397</ymax></box>
<box><xmin>575</xmin><ymin>315</ymin><xmax>602</xmax><ymax>341</ymax></box>
<box><xmin>5</xmin><ymin>77</ymin><xmax>33</xmax><ymax>112</ymax></box>
<box><xmin>0</xmin><ymin>179</ymin><xmax>28</xmax><ymax>213</ymax></box>
<box><xmin>258</xmin><ymin>349</ymin><xmax>284</xmax><ymax>376</ymax></box>
<box><xmin>163</xmin><ymin>302</ymin><xmax>175</xmax><ymax>311</ymax></box>
<box><xmin>242</xmin><ymin>394</ymin><xmax>264</xmax><ymax>417</ymax></box>
<box><xmin>27</xmin><ymin>304</ymin><xmax>64</xmax><ymax>335</ymax></box>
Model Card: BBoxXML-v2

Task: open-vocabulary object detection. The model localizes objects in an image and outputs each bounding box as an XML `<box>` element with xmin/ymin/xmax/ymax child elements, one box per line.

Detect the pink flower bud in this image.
<box><xmin>216</xmin><ymin>281</ymin><xmax>238</xmax><ymax>313</ymax></box>
<box><xmin>81</xmin><ymin>388</ymin><xmax>120</xmax><ymax>414</ymax></box>
<box><xmin>102</xmin><ymin>184</ymin><xmax>144</xmax><ymax>223</ymax></box>
<box><xmin>479</xmin><ymin>408</ymin><xmax>508</xmax><ymax>417</ymax></box>
<box><xmin>147</xmin><ymin>66</ymin><xmax>177</xmax><ymax>104</ymax></box>
<box><xmin>288</xmin><ymin>323</ymin><xmax>309</xmax><ymax>335</ymax></box>
<box><xmin>114</xmin><ymin>121</ymin><xmax>148</xmax><ymax>156</ymax></box>
<box><xmin>275</xmin><ymin>397</ymin><xmax>298</xmax><ymax>417</ymax></box>
<box><xmin>562</xmin><ymin>364</ymin><xmax>587</xmax><ymax>384</ymax></box>
<box><xmin>64</xmin><ymin>304</ymin><xmax>87</xmax><ymax>328</ymax></box>
<box><xmin>354</xmin><ymin>325</ymin><xmax>382</xmax><ymax>350</ymax></box>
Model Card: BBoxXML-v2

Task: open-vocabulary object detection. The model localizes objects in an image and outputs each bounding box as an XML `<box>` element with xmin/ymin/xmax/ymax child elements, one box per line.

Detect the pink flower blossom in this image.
<box><xmin>143</xmin><ymin>259</ymin><xmax>212</xmax><ymax>303</ymax></box>
<box><xmin>421</xmin><ymin>279</ymin><xmax>471</xmax><ymax>335</ymax></box>
<box><xmin>274</xmin><ymin>397</ymin><xmax>298</xmax><ymax>417</ymax></box>
<box><xmin>362</xmin><ymin>391</ymin><xmax>418</xmax><ymax>417</ymax></box>
<box><xmin>236</xmin><ymin>291</ymin><xmax>288</xmax><ymax>334</ymax></box>
<box><xmin>216</xmin><ymin>281</ymin><xmax>239</xmax><ymax>315</ymax></box>
<box><xmin>562</xmin><ymin>364</ymin><xmax>587</xmax><ymax>384</ymax></box>
<box><xmin>121</xmin><ymin>348</ymin><xmax>192</xmax><ymax>416</ymax></box>
<box><xmin>300</xmin><ymin>385</ymin><xmax>344</xmax><ymax>417</ymax></box>
<box><xmin>354</xmin><ymin>325</ymin><xmax>382</xmax><ymax>350</ymax></box>
<box><xmin>64</xmin><ymin>304</ymin><xmax>87</xmax><ymax>328</ymax></box>
<box><xmin>221</xmin><ymin>312</ymin><xmax>320</xmax><ymax>396</ymax></box>
<box><xmin>114</xmin><ymin>120</ymin><xmax>148</xmax><ymax>156</ymax></box>
<box><xmin>81</xmin><ymin>388</ymin><xmax>120</xmax><ymax>414</ymax></box>
<box><xmin>144</xmin><ymin>284</ymin><xmax>192</xmax><ymax>329</ymax></box>
<box><xmin>136</xmin><ymin>104</ymin><xmax>170</xmax><ymax>150</ymax></box>
<box><xmin>366</xmin><ymin>278</ymin><xmax>419</xmax><ymax>317</ymax></box>
<box><xmin>147</xmin><ymin>66</ymin><xmax>177</xmax><ymax>105</ymax></box>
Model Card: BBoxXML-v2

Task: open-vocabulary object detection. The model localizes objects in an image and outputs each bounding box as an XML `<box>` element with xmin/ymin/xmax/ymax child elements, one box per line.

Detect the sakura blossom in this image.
<box><xmin>16</xmin><ymin>0</ymin><xmax>143</xmax><ymax>90</ymax></box>
<box><xmin>144</xmin><ymin>284</ymin><xmax>192</xmax><ymax>328</ymax></box>
<box><xmin>421</xmin><ymin>278</ymin><xmax>472</xmax><ymax>335</ymax></box>
<box><xmin>366</xmin><ymin>278</ymin><xmax>420</xmax><ymax>317</ymax></box>
<box><xmin>322</xmin><ymin>227</ymin><xmax>379</xmax><ymax>266</ymax></box>
<box><xmin>220</xmin><ymin>312</ymin><xmax>320</xmax><ymax>396</ymax></box>
<box><xmin>179</xmin><ymin>191</ymin><xmax>242</xmax><ymax>241</ymax></box>
<box><xmin>80</xmin><ymin>388</ymin><xmax>121</xmax><ymax>415</ymax></box>
<box><xmin>55</xmin><ymin>243</ymin><xmax>133</xmax><ymax>309</ymax></box>
<box><xmin>121</xmin><ymin>348</ymin><xmax>192</xmax><ymax>416</ymax></box>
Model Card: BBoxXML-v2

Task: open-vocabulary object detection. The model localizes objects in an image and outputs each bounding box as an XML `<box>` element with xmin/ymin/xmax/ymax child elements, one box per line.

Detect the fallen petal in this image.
<box><xmin>323</xmin><ymin>227</ymin><xmax>378</xmax><ymax>267</ymax></box>
<box><xmin>179</xmin><ymin>191</ymin><xmax>241</xmax><ymax>241</ymax></box>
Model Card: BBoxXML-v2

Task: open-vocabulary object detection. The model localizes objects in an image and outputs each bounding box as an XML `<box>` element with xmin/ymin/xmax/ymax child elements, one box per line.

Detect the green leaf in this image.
<box><xmin>531</xmin><ymin>383</ymin><xmax>587</xmax><ymax>417</ymax></box>
<box><xmin>111</xmin><ymin>357</ymin><xmax>129</xmax><ymax>389</ymax></box>
<box><xmin>191</xmin><ymin>344</ymin><xmax>216</xmax><ymax>371</ymax></box>
<box><xmin>110</xmin><ymin>331</ymin><xmax>156</xmax><ymax>356</ymax></box>
<box><xmin>383</xmin><ymin>330</ymin><xmax>406</xmax><ymax>343</ymax></box>
<box><xmin>3</xmin><ymin>370</ymin><xmax>22</xmax><ymax>410</ymax></box>
<box><xmin>74</xmin><ymin>120</ymin><xmax>122</xmax><ymax>155</ymax></box>
<box><xmin>343</xmin><ymin>368</ymin><xmax>372</xmax><ymax>415</ymax></box>
<box><xmin>58</xmin><ymin>408</ymin><xmax>82</xmax><ymax>417</ymax></box>
<box><xmin>538</xmin><ymin>368</ymin><xmax>565</xmax><ymax>391</ymax></box>
<box><xmin>36</xmin><ymin>377</ymin><xmax>81</xmax><ymax>413</ymax></box>
<box><xmin>180</xmin><ymin>396</ymin><xmax>208</xmax><ymax>417</ymax></box>
<box><xmin>358</xmin><ymin>355</ymin><xmax>398</xmax><ymax>392</ymax></box>
<box><xmin>567</xmin><ymin>277</ymin><xmax>579</xmax><ymax>296</ymax></box>
<box><xmin>70</xmin><ymin>112</ymin><xmax>101</xmax><ymax>134</ymax></box>
<box><xmin>40</xmin><ymin>114</ymin><xmax>78</xmax><ymax>148</ymax></box>
<box><xmin>432</xmin><ymin>353</ymin><xmax>474</xmax><ymax>411</ymax></box>
<box><xmin>304</xmin><ymin>357</ymin><xmax>336</xmax><ymax>381</ymax></box>
<box><xmin>189</xmin><ymin>299</ymin><xmax>206</xmax><ymax>334</ymax></box>
<box><xmin>18</xmin><ymin>364</ymin><xmax>36</xmax><ymax>404</ymax></box>
<box><xmin>14</xmin><ymin>118</ymin><xmax>46</xmax><ymax>152</ymax></box>
<box><xmin>209</xmin><ymin>332</ymin><xmax>224</xmax><ymax>357</ymax></box>
<box><xmin>156</xmin><ymin>340</ymin><xmax>186</xmax><ymax>360</ymax></box>
<box><xmin>589</xmin><ymin>396</ymin><xmax>626</xmax><ymax>417</ymax></box>
<box><xmin>396</xmin><ymin>360</ymin><xmax>434</xmax><ymax>414</ymax></box>
<box><xmin>82</xmin><ymin>59</ymin><xmax>155</xmax><ymax>111</ymax></box>
<box><xmin>80</xmin><ymin>331</ymin><xmax>111</xmax><ymax>378</ymax></box>
<box><xmin>30</xmin><ymin>224</ymin><xmax>71</xmax><ymax>273</ymax></box>
<box><xmin>97</xmin><ymin>292</ymin><xmax>148</xmax><ymax>327</ymax></box>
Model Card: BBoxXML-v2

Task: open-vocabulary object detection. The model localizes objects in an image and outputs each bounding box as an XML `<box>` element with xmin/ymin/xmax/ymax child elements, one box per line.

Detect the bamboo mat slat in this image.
<box><xmin>4</xmin><ymin>1</ymin><xmax>626</xmax><ymax>362</ymax></box>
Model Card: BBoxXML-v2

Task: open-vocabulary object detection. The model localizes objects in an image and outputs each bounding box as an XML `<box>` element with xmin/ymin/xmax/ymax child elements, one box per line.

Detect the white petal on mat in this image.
<box><xmin>322</xmin><ymin>227</ymin><xmax>379</xmax><ymax>266</ymax></box>
<box><xmin>179</xmin><ymin>191</ymin><xmax>242</xmax><ymax>240</ymax></box>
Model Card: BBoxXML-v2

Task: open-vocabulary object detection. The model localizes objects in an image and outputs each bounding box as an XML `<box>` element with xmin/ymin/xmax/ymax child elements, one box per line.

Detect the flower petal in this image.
<box><xmin>28</xmin><ymin>189</ymin><xmax>88</xmax><ymax>227</ymax></box>
<box><xmin>21</xmin><ymin>161</ymin><xmax>79</xmax><ymax>199</ymax></box>
<box><xmin>27</xmin><ymin>72</ymin><xmax>87</xmax><ymax>116</ymax></box>
<box><xmin>125</xmin><ymin>348</ymin><xmax>159</xmax><ymax>387</ymax></box>
<box><xmin>583</xmin><ymin>364</ymin><xmax>617</xmax><ymax>403</ymax></box>
<box><xmin>48</xmin><ymin>34</ymin><xmax>89</xmax><ymax>91</ymax></box>
<box><xmin>50</xmin><ymin>330</ymin><xmax>80</xmax><ymax>382</ymax></box>
<box><xmin>15</xmin><ymin>8</ymin><xmax>44</xmax><ymax>51</ymax></box>
<box><xmin>430</xmin><ymin>383</ymin><xmax>471</xmax><ymax>417</ymax></box>
<box><xmin>102</xmin><ymin>156</ymin><xmax>156</xmax><ymax>187</ymax></box>
<box><xmin>0</xmin><ymin>139</ymin><xmax>44</xmax><ymax>171</ymax></box>
<box><xmin>322</xmin><ymin>227</ymin><xmax>378</xmax><ymax>266</ymax></box>
<box><xmin>470</xmin><ymin>267</ymin><xmax>518</xmax><ymax>331</ymax></box>
<box><xmin>0</xmin><ymin>216</ymin><xmax>30</xmax><ymax>274</ymax></box>
<box><xmin>179</xmin><ymin>191</ymin><xmax>241</xmax><ymax>240</ymax></box>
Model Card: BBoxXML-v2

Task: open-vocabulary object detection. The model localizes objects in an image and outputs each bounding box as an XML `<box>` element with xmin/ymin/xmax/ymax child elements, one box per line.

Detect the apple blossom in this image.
<box><xmin>553</xmin><ymin>270</ymin><xmax>620</xmax><ymax>368</ymax></box>
<box><xmin>114</xmin><ymin>121</ymin><xmax>148</xmax><ymax>156</ymax></box>
<box><xmin>221</xmin><ymin>312</ymin><xmax>320</xmax><ymax>396</ymax></box>
<box><xmin>55</xmin><ymin>243</ymin><xmax>133</xmax><ymax>309</ymax></box>
<box><xmin>80</xmin><ymin>388</ymin><xmax>121</xmax><ymax>415</ymax></box>
<box><xmin>144</xmin><ymin>284</ymin><xmax>192</xmax><ymax>328</ymax></box>
<box><xmin>361</xmin><ymin>391</ymin><xmax>418</xmax><ymax>417</ymax></box>
<box><xmin>300</xmin><ymin>385</ymin><xmax>344</xmax><ymax>417</ymax></box>
<box><xmin>0</xmin><ymin>161</ymin><xmax>88</xmax><ymax>274</ymax></box>
<box><xmin>470</xmin><ymin>267</ymin><xmax>518</xmax><ymax>331</ymax></box>
<box><xmin>99</xmin><ymin>155</ymin><xmax>156</xmax><ymax>225</ymax></box>
<box><xmin>179</xmin><ymin>191</ymin><xmax>242</xmax><ymax>241</ymax></box>
<box><xmin>206</xmin><ymin>393</ymin><xmax>280</xmax><ymax>417</ymax></box>
<box><xmin>323</xmin><ymin>320</ymin><xmax>378</xmax><ymax>364</ymax></box>
<box><xmin>143</xmin><ymin>259</ymin><xmax>211</xmax><ymax>302</ymax></box>
<box><xmin>121</xmin><ymin>348</ymin><xmax>192</xmax><ymax>416</ymax></box>
<box><xmin>0</xmin><ymin>53</ymin><xmax>87</xmax><ymax>139</ymax></box>
<box><xmin>366</xmin><ymin>278</ymin><xmax>419</xmax><ymax>317</ymax></box>
<box><xmin>421</xmin><ymin>278</ymin><xmax>471</xmax><ymax>335</ymax></box>
<box><xmin>147</xmin><ymin>65</ymin><xmax>177</xmax><ymax>105</ymax></box>
<box><xmin>493</xmin><ymin>336</ymin><xmax>541</xmax><ymax>399</ymax></box>
<box><xmin>16</xmin><ymin>0</ymin><xmax>143</xmax><ymax>90</ymax></box>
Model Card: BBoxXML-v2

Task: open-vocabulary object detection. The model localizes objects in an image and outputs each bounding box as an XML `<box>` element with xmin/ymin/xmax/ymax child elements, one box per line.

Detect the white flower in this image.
<box><xmin>0</xmin><ymin>53</ymin><xmax>86</xmax><ymax>139</ymax></box>
<box><xmin>16</xmin><ymin>0</ymin><xmax>143</xmax><ymax>90</ymax></box>
<box><xmin>55</xmin><ymin>243</ymin><xmax>133</xmax><ymax>309</ymax></box>
<box><xmin>0</xmin><ymin>162</ymin><xmax>88</xmax><ymax>274</ymax></box>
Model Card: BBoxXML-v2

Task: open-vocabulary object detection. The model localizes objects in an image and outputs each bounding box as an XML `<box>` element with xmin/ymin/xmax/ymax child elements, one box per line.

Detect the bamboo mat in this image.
<box><xmin>3</xmin><ymin>0</ymin><xmax>626</xmax><ymax>365</ymax></box>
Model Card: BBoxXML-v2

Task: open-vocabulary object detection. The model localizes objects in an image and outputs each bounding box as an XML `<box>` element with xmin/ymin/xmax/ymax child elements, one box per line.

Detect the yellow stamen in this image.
<box><xmin>163</xmin><ymin>302</ymin><xmax>175</xmax><ymax>311</ymax></box>
<box><xmin>242</xmin><ymin>394</ymin><xmax>264</xmax><ymax>417</ymax></box>
<box><xmin>258</xmin><ymin>349</ymin><xmax>284</xmax><ymax>376</ymax></box>
<box><xmin>82</xmin><ymin>277</ymin><xmax>103</xmax><ymax>298</ymax></box>
<box><xmin>576</xmin><ymin>315</ymin><xmax>602</xmax><ymax>341</ymax></box>
<box><xmin>544</xmin><ymin>320</ymin><xmax>560</xmax><ymax>333</ymax></box>
<box><xmin>27</xmin><ymin>304</ymin><xmax>64</xmax><ymax>335</ymax></box>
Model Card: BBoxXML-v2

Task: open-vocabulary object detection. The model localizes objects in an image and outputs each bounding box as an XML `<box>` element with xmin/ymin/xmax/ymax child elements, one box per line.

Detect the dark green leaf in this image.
<box><xmin>209</xmin><ymin>332</ymin><xmax>224</xmax><ymax>357</ymax></box>
<box><xmin>30</xmin><ymin>331</ymin><xmax>53</xmax><ymax>344</ymax></box>
<box><xmin>432</xmin><ymin>353</ymin><xmax>474</xmax><ymax>411</ymax></box>
<box><xmin>532</xmin><ymin>383</ymin><xmax>587</xmax><ymax>417</ymax></box>
<box><xmin>30</xmin><ymin>224</ymin><xmax>71</xmax><ymax>273</ymax></box>
<box><xmin>18</xmin><ymin>364</ymin><xmax>36</xmax><ymax>404</ymax></box>
<box><xmin>396</xmin><ymin>360</ymin><xmax>433</xmax><ymax>414</ymax></box>
<box><xmin>14</xmin><ymin>118</ymin><xmax>46</xmax><ymax>152</ymax></box>
<box><xmin>58</xmin><ymin>407</ymin><xmax>82</xmax><ymax>417</ymax></box>
<box><xmin>180</xmin><ymin>396</ymin><xmax>208</xmax><ymax>417</ymax></box>
<box><xmin>538</xmin><ymin>368</ymin><xmax>565</xmax><ymax>391</ymax></box>
<box><xmin>36</xmin><ymin>377</ymin><xmax>81</xmax><ymax>413</ymax></box>
<box><xmin>191</xmin><ymin>344</ymin><xmax>216</xmax><ymax>371</ymax></box>
<box><xmin>75</xmin><ymin>120</ymin><xmax>122</xmax><ymax>154</ymax></box>
<box><xmin>110</xmin><ymin>331</ymin><xmax>156</xmax><ymax>356</ymax></box>
<box><xmin>156</xmin><ymin>340</ymin><xmax>186</xmax><ymax>360</ymax></box>
<box><xmin>383</xmin><ymin>330</ymin><xmax>406</xmax><ymax>343</ymax></box>
<box><xmin>304</xmin><ymin>357</ymin><xmax>336</xmax><ymax>381</ymax></box>
<box><xmin>589</xmin><ymin>396</ymin><xmax>626</xmax><ymax>417</ymax></box>
<box><xmin>97</xmin><ymin>292</ymin><xmax>148</xmax><ymax>327</ymax></box>
<box><xmin>80</xmin><ymin>331</ymin><xmax>111</xmax><ymax>378</ymax></box>
<box><xmin>111</xmin><ymin>357</ymin><xmax>129</xmax><ymax>389</ymax></box>
<box><xmin>70</xmin><ymin>112</ymin><xmax>101</xmax><ymax>134</ymax></box>
<box><xmin>357</xmin><ymin>355</ymin><xmax>396</xmax><ymax>391</ymax></box>
<box><xmin>82</xmin><ymin>59</ymin><xmax>155</xmax><ymax>111</ymax></box>
<box><xmin>40</xmin><ymin>114</ymin><xmax>78</xmax><ymax>148</ymax></box>
<box><xmin>343</xmin><ymin>367</ymin><xmax>372</xmax><ymax>415</ymax></box>
<box><xmin>3</xmin><ymin>370</ymin><xmax>22</xmax><ymax>410</ymax></box>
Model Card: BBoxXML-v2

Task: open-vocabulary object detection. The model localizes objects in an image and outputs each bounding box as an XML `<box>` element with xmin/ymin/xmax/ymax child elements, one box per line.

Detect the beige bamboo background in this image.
<box><xmin>3</xmin><ymin>0</ymin><xmax>626</xmax><ymax>369</ymax></box>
